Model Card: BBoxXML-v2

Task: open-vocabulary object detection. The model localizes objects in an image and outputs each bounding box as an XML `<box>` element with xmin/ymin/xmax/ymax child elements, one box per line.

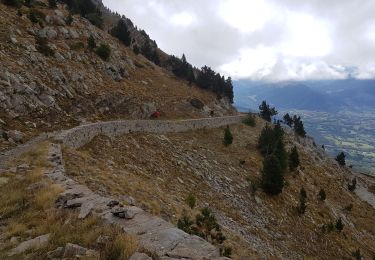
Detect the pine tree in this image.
<box><xmin>289</xmin><ymin>146</ymin><xmax>300</xmax><ymax>171</ymax></box>
<box><xmin>283</xmin><ymin>113</ymin><xmax>293</xmax><ymax>127</ymax></box>
<box><xmin>335</xmin><ymin>152</ymin><xmax>346</xmax><ymax>166</ymax></box>
<box><xmin>257</xmin><ymin>125</ymin><xmax>276</xmax><ymax>156</ymax></box>
<box><xmin>274</xmin><ymin>139</ymin><xmax>288</xmax><ymax>173</ymax></box>
<box><xmin>293</xmin><ymin>116</ymin><xmax>306</xmax><ymax>137</ymax></box>
<box><xmin>259</xmin><ymin>101</ymin><xmax>277</xmax><ymax>122</ymax></box>
<box><xmin>261</xmin><ymin>155</ymin><xmax>284</xmax><ymax>195</ymax></box>
<box><xmin>297</xmin><ymin>187</ymin><xmax>307</xmax><ymax>215</ymax></box>
<box><xmin>223</xmin><ymin>126</ymin><xmax>233</xmax><ymax>146</ymax></box>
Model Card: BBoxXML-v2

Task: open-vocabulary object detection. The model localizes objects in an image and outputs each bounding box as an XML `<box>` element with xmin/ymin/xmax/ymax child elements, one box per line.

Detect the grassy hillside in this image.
<box><xmin>63</xmin><ymin>117</ymin><xmax>375</xmax><ymax>259</ymax></box>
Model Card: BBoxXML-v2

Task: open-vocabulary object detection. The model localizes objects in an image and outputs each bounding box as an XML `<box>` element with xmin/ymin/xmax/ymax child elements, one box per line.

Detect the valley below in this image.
<box><xmin>287</xmin><ymin>109</ymin><xmax>375</xmax><ymax>176</ymax></box>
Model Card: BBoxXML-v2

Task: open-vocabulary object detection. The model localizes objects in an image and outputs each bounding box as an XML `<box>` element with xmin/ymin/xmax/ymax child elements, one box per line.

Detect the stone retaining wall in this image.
<box><xmin>56</xmin><ymin>115</ymin><xmax>246</xmax><ymax>148</ymax></box>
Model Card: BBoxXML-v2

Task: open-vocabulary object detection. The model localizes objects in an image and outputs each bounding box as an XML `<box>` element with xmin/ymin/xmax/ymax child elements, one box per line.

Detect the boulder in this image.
<box><xmin>7</xmin><ymin>130</ymin><xmax>23</xmax><ymax>143</ymax></box>
<box><xmin>46</xmin><ymin>247</ymin><xmax>64</xmax><ymax>259</ymax></box>
<box><xmin>130</xmin><ymin>252</ymin><xmax>152</xmax><ymax>260</ymax></box>
<box><xmin>111</xmin><ymin>206</ymin><xmax>140</xmax><ymax>219</ymax></box>
<box><xmin>9</xmin><ymin>234</ymin><xmax>50</xmax><ymax>256</ymax></box>
<box><xmin>63</xmin><ymin>243</ymin><xmax>89</xmax><ymax>258</ymax></box>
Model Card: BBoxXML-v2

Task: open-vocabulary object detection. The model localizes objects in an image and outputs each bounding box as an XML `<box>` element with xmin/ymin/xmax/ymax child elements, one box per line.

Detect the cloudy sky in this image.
<box><xmin>103</xmin><ymin>0</ymin><xmax>375</xmax><ymax>81</ymax></box>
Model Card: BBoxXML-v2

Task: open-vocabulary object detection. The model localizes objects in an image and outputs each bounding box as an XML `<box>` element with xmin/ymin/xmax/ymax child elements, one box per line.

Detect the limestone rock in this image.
<box><xmin>7</xmin><ymin>130</ymin><xmax>23</xmax><ymax>143</ymax></box>
<box><xmin>63</xmin><ymin>243</ymin><xmax>89</xmax><ymax>258</ymax></box>
<box><xmin>46</xmin><ymin>247</ymin><xmax>64</xmax><ymax>259</ymax></box>
<box><xmin>9</xmin><ymin>234</ymin><xmax>50</xmax><ymax>256</ymax></box>
<box><xmin>111</xmin><ymin>206</ymin><xmax>140</xmax><ymax>219</ymax></box>
<box><xmin>130</xmin><ymin>252</ymin><xmax>152</xmax><ymax>260</ymax></box>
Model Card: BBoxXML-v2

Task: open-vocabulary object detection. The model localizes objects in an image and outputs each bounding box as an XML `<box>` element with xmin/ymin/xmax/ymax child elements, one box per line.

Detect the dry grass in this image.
<box><xmin>0</xmin><ymin>142</ymin><xmax>138</xmax><ymax>259</ymax></box>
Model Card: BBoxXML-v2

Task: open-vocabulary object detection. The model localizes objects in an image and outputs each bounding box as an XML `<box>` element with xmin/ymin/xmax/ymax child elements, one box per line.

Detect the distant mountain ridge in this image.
<box><xmin>234</xmin><ymin>79</ymin><xmax>375</xmax><ymax>112</ymax></box>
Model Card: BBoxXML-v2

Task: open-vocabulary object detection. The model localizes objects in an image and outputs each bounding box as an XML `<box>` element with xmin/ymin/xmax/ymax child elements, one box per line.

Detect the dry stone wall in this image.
<box><xmin>56</xmin><ymin>115</ymin><xmax>246</xmax><ymax>148</ymax></box>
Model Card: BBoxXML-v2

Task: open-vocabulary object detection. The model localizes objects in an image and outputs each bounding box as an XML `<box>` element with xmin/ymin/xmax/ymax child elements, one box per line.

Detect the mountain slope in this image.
<box><xmin>0</xmin><ymin>1</ymin><xmax>234</xmax><ymax>153</ymax></box>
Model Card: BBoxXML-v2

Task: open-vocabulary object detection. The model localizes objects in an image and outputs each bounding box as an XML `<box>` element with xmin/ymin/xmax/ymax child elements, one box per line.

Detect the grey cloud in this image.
<box><xmin>103</xmin><ymin>0</ymin><xmax>375</xmax><ymax>81</ymax></box>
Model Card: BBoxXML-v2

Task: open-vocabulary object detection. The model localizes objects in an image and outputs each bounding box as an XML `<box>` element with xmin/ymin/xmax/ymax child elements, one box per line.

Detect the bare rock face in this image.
<box><xmin>190</xmin><ymin>98</ymin><xmax>205</xmax><ymax>110</ymax></box>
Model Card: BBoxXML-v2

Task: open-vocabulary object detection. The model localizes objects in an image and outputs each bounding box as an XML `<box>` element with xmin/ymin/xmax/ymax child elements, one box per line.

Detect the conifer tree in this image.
<box><xmin>293</xmin><ymin>116</ymin><xmax>306</xmax><ymax>137</ymax></box>
<box><xmin>223</xmin><ymin>126</ymin><xmax>233</xmax><ymax>146</ymax></box>
<box><xmin>259</xmin><ymin>101</ymin><xmax>277</xmax><ymax>122</ymax></box>
<box><xmin>274</xmin><ymin>139</ymin><xmax>288</xmax><ymax>173</ymax></box>
<box><xmin>335</xmin><ymin>152</ymin><xmax>346</xmax><ymax>166</ymax></box>
<box><xmin>283</xmin><ymin>113</ymin><xmax>293</xmax><ymax>127</ymax></box>
<box><xmin>261</xmin><ymin>155</ymin><xmax>284</xmax><ymax>195</ymax></box>
<box><xmin>289</xmin><ymin>146</ymin><xmax>300</xmax><ymax>171</ymax></box>
<box><xmin>257</xmin><ymin>125</ymin><xmax>276</xmax><ymax>156</ymax></box>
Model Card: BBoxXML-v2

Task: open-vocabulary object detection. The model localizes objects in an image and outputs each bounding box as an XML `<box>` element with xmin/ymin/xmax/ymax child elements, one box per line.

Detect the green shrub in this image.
<box><xmin>66</xmin><ymin>13</ymin><xmax>73</xmax><ymax>25</ymax></box>
<box><xmin>243</xmin><ymin>113</ymin><xmax>256</xmax><ymax>127</ymax></box>
<box><xmin>35</xmin><ymin>36</ymin><xmax>54</xmax><ymax>56</ymax></box>
<box><xmin>28</xmin><ymin>8</ymin><xmax>45</xmax><ymax>24</ymax></box>
<box><xmin>223</xmin><ymin>126</ymin><xmax>233</xmax><ymax>146</ymax></box>
<box><xmin>48</xmin><ymin>0</ymin><xmax>56</xmax><ymax>8</ymax></box>
<box><xmin>335</xmin><ymin>217</ymin><xmax>344</xmax><ymax>231</ymax></box>
<box><xmin>2</xmin><ymin>0</ymin><xmax>23</xmax><ymax>7</ymax></box>
<box><xmin>220</xmin><ymin>246</ymin><xmax>232</xmax><ymax>257</ymax></box>
<box><xmin>177</xmin><ymin>207</ymin><xmax>226</xmax><ymax>246</ymax></box>
<box><xmin>177</xmin><ymin>213</ymin><xmax>194</xmax><ymax>234</ymax></box>
<box><xmin>87</xmin><ymin>35</ymin><xmax>96</xmax><ymax>50</ymax></box>
<box><xmin>318</xmin><ymin>189</ymin><xmax>326</xmax><ymax>201</ymax></box>
<box><xmin>322</xmin><ymin>222</ymin><xmax>335</xmax><ymax>233</ymax></box>
<box><xmin>185</xmin><ymin>194</ymin><xmax>196</xmax><ymax>209</ymax></box>
<box><xmin>96</xmin><ymin>44</ymin><xmax>111</xmax><ymax>61</ymax></box>
<box><xmin>133</xmin><ymin>45</ymin><xmax>140</xmax><ymax>55</ymax></box>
